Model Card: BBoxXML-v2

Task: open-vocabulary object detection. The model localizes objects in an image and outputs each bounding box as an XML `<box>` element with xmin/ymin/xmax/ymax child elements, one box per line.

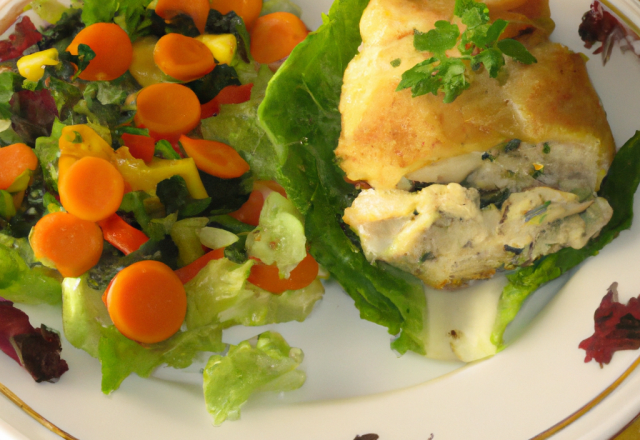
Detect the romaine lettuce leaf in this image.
<box><xmin>491</xmin><ymin>132</ymin><xmax>640</xmax><ymax>347</ymax></box>
<box><xmin>257</xmin><ymin>0</ymin><xmax>428</xmax><ymax>355</ymax></box>
<box><xmin>203</xmin><ymin>331</ymin><xmax>305</xmax><ymax>425</ymax></box>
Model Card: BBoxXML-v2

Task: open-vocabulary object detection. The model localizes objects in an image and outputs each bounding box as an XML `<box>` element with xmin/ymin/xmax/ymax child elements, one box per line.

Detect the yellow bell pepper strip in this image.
<box><xmin>17</xmin><ymin>48</ymin><xmax>59</xmax><ymax>82</ymax></box>
<box><xmin>195</xmin><ymin>34</ymin><xmax>237</xmax><ymax>65</ymax></box>
<box><xmin>129</xmin><ymin>36</ymin><xmax>164</xmax><ymax>87</ymax></box>
<box><xmin>58</xmin><ymin>124</ymin><xmax>208</xmax><ymax>200</ymax></box>
<box><xmin>113</xmin><ymin>148</ymin><xmax>208</xmax><ymax>199</ymax></box>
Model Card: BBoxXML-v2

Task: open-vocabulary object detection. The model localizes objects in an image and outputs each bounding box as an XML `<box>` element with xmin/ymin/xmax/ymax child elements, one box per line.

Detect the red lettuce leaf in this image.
<box><xmin>579</xmin><ymin>283</ymin><xmax>640</xmax><ymax>366</ymax></box>
<box><xmin>10</xmin><ymin>88</ymin><xmax>58</xmax><ymax>144</ymax></box>
<box><xmin>579</xmin><ymin>1</ymin><xmax>640</xmax><ymax>64</ymax></box>
<box><xmin>0</xmin><ymin>301</ymin><xmax>69</xmax><ymax>382</ymax></box>
<box><xmin>0</xmin><ymin>16</ymin><xmax>42</xmax><ymax>62</ymax></box>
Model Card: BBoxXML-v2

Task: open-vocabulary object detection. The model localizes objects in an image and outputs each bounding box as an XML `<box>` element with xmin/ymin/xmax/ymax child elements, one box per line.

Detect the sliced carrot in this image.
<box><xmin>98</xmin><ymin>214</ymin><xmax>149</xmax><ymax>255</ymax></box>
<box><xmin>121</xmin><ymin>133</ymin><xmax>156</xmax><ymax>163</ymax></box>
<box><xmin>103</xmin><ymin>260</ymin><xmax>187</xmax><ymax>344</ymax></box>
<box><xmin>210</xmin><ymin>0</ymin><xmax>263</xmax><ymax>29</ymax></box>
<box><xmin>134</xmin><ymin>83</ymin><xmax>201</xmax><ymax>141</ymax></box>
<box><xmin>179</xmin><ymin>135</ymin><xmax>249</xmax><ymax>179</ymax></box>
<box><xmin>200</xmin><ymin>83</ymin><xmax>254</xmax><ymax>118</ymax></box>
<box><xmin>0</xmin><ymin>143</ymin><xmax>38</xmax><ymax>190</ymax></box>
<box><xmin>228</xmin><ymin>189</ymin><xmax>263</xmax><ymax>226</ymax></box>
<box><xmin>153</xmin><ymin>33</ymin><xmax>215</xmax><ymax>82</ymax></box>
<box><xmin>249</xmin><ymin>12</ymin><xmax>308</xmax><ymax>64</ymax></box>
<box><xmin>248</xmin><ymin>253</ymin><xmax>319</xmax><ymax>294</ymax></box>
<box><xmin>174</xmin><ymin>247</ymin><xmax>225</xmax><ymax>284</ymax></box>
<box><xmin>31</xmin><ymin>212</ymin><xmax>104</xmax><ymax>278</ymax></box>
<box><xmin>228</xmin><ymin>180</ymin><xmax>287</xmax><ymax>226</ymax></box>
<box><xmin>155</xmin><ymin>0</ymin><xmax>210</xmax><ymax>34</ymax></box>
<box><xmin>66</xmin><ymin>23</ymin><xmax>132</xmax><ymax>81</ymax></box>
<box><xmin>58</xmin><ymin>156</ymin><xmax>125</xmax><ymax>222</ymax></box>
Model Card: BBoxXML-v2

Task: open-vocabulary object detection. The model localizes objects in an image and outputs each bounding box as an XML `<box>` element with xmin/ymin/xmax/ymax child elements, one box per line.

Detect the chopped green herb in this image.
<box><xmin>481</xmin><ymin>152</ymin><xmax>495</xmax><ymax>161</ymax></box>
<box><xmin>396</xmin><ymin>0</ymin><xmax>537</xmax><ymax>103</ymax></box>
<box><xmin>503</xmin><ymin>139</ymin><xmax>521</xmax><ymax>153</ymax></box>
<box><xmin>70</xmin><ymin>44</ymin><xmax>96</xmax><ymax>80</ymax></box>
<box><xmin>419</xmin><ymin>251</ymin><xmax>435</xmax><ymax>262</ymax></box>
<box><xmin>503</xmin><ymin>244</ymin><xmax>523</xmax><ymax>255</ymax></box>
<box><xmin>524</xmin><ymin>200</ymin><xmax>551</xmax><ymax>223</ymax></box>
<box><xmin>390</xmin><ymin>58</ymin><xmax>401</xmax><ymax>67</ymax></box>
<box><xmin>543</xmin><ymin>142</ymin><xmax>551</xmax><ymax>154</ymax></box>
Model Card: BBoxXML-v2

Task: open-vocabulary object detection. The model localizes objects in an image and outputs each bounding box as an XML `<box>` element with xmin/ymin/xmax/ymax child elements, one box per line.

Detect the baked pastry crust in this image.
<box><xmin>335</xmin><ymin>0</ymin><xmax>615</xmax><ymax>190</ymax></box>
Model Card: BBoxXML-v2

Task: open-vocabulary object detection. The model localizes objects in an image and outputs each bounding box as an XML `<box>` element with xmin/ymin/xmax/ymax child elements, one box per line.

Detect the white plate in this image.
<box><xmin>3</xmin><ymin>0</ymin><xmax>640</xmax><ymax>438</ymax></box>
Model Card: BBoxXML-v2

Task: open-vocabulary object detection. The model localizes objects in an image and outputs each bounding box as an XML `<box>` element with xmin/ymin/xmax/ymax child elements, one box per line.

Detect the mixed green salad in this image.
<box><xmin>0</xmin><ymin>0</ymin><xmax>322</xmax><ymax>425</ymax></box>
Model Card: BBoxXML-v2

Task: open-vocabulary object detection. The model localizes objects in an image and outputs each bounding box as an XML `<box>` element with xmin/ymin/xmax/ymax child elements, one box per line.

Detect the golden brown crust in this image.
<box><xmin>336</xmin><ymin>0</ymin><xmax>615</xmax><ymax>190</ymax></box>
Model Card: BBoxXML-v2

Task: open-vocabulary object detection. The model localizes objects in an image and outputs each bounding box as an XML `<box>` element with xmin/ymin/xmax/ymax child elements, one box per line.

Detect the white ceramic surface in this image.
<box><xmin>3</xmin><ymin>0</ymin><xmax>640</xmax><ymax>439</ymax></box>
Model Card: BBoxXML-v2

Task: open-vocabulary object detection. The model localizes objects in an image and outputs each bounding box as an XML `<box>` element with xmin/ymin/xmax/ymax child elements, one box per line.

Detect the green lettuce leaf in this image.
<box><xmin>99</xmin><ymin>324</ymin><xmax>224</xmax><ymax>393</ymax></box>
<box><xmin>0</xmin><ymin>237</ymin><xmax>61</xmax><ymax>305</ymax></box>
<box><xmin>34</xmin><ymin>118</ymin><xmax>65</xmax><ymax>192</ymax></box>
<box><xmin>61</xmin><ymin>274</ymin><xmax>224</xmax><ymax>393</ymax></box>
<box><xmin>491</xmin><ymin>132</ymin><xmax>640</xmax><ymax>347</ymax></box>
<box><xmin>257</xmin><ymin>0</ymin><xmax>427</xmax><ymax>355</ymax></box>
<box><xmin>203</xmin><ymin>331</ymin><xmax>305</xmax><ymax>425</ymax></box>
<box><xmin>201</xmin><ymin>64</ymin><xmax>278</xmax><ymax>180</ymax></box>
<box><xmin>185</xmin><ymin>258</ymin><xmax>323</xmax><ymax>329</ymax></box>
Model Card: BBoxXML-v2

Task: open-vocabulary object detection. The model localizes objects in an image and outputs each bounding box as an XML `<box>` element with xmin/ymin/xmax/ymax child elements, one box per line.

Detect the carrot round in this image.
<box><xmin>31</xmin><ymin>212</ymin><xmax>104</xmax><ymax>278</ymax></box>
<box><xmin>134</xmin><ymin>83</ymin><xmax>201</xmax><ymax>140</ymax></box>
<box><xmin>59</xmin><ymin>156</ymin><xmax>125</xmax><ymax>222</ymax></box>
<box><xmin>249</xmin><ymin>12</ymin><xmax>308</xmax><ymax>64</ymax></box>
<box><xmin>179</xmin><ymin>135</ymin><xmax>249</xmax><ymax>179</ymax></box>
<box><xmin>174</xmin><ymin>247</ymin><xmax>225</xmax><ymax>284</ymax></box>
<box><xmin>103</xmin><ymin>260</ymin><xmax>187</xmax><ymax>344</ymax></box>
<box><xmin>155</xmin><ymin>0</ymin><xmax>210</xmax><ymax>34</ymax></box>
<box><xmin>210</xmin><ymin>0</ymin><xmax>263</xmax><ymax>29</ymax></box>
<box><xmin>0</xmin><ymin>143</ymin><xmax>38</xmax><ymax>190</ymax></box>
<box><xmin>66</xmin><ymin>23</ymin><xmax>133</xmax><ymax>81</ymax></box>
<box><xmin>248</xmin><ymin>253</ymin><xmax>319</xmax><ymax>294</ymax></box>
<box><xmin>153</xmin><ymin>33</ymin><xmax>215</xmax><ymax>82</ymax></box>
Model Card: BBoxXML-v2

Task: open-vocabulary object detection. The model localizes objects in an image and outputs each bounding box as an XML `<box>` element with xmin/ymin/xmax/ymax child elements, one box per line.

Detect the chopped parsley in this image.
<box><xmin>390</xmin><ymin>58</ymin><xmax>401</xmax><ymax>67</ymax></box>
<box><xmin>524</xmin><ymin>200</ymin><xmax>551</xmax><ymax>223</ymax></box>
<box><xmin>396</xmin><ymin>0</ymin><xmax>537</xmax><ymax>103</ymax></box>
<box><xmin>543</xmin><ymin>142</ymin><xmax>551</xmax><ymax>154</ymax></box>
<box><xmin>503</xmin><ymin>138</ymin><xmax>521</xmax><ymax>153</ymax></box>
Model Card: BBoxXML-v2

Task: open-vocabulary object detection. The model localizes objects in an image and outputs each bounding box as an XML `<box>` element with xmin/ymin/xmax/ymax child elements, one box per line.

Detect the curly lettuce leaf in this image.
<box><xmin>0</xmin><ymin>236</ymin><xmax>61</xmax><ymax>305</ymax></box>
<box><xmin>257</xmin><ymin>0</ymin><xmax>427</xmax><ymax>355</ymax></box>
<box><xmin>203</xmin><ymin>331</ymin><xmax>305</xmax><ymax>425</ymax></box>
<box><xmin>185</xmin><ymin>258</ymin><xmax>323</xmax><ymax>329</ymax></box>
<box><xmin>61</xmin><ymin>274</ymin><xmax>224</xmax><ymax>393</ymax></box>
<box><xmin>491</xmin><ymin>132</ymin><xmax>640</xmax><ymax>347</ymax></box>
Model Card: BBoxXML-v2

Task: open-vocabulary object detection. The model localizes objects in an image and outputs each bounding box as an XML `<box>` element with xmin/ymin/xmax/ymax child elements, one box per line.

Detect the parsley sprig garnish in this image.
<box><xmin>396</xmin><ymin>0</ymin><xmax>537</xmax><ymax>103</ymax></box>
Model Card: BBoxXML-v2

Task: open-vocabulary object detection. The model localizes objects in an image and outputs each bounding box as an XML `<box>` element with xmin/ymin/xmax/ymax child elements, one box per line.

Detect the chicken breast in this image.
<box><xmin>338</xmin><ymin>0</ymin><xmax>615</xmax><ymax>288</ymax></box>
